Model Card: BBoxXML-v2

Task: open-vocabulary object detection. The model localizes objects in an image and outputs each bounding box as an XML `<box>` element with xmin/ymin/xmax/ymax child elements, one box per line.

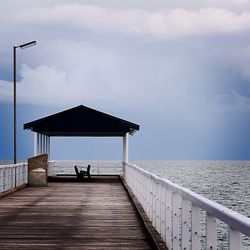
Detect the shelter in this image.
<box><xmin>23</xmin><ymin>105</ymin><xmax>140</xmax><ymax>162</ymax></box>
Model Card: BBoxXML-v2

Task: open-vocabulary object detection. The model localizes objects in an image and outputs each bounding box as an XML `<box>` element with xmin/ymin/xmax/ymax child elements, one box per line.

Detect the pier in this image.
<box><xmin>0</xmin><ymin>176</ymin><xmax>162</xmax><ymax>249</ymax></box>
<box><xmin>1</xmin><ymin>162</ymin><xmax>250</xmax><ymax>249</ymax></box>
<box><xmin>0</xmin><ymin>106</ymin><xmax>249</xmax><ymax>249</ymax></box>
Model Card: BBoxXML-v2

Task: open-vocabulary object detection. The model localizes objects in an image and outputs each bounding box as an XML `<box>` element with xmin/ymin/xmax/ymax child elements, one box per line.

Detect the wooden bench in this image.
<box><xmin>74</xmin><ymin>165</ymin><xmax>91</xmax><ymax>180</ymax></box>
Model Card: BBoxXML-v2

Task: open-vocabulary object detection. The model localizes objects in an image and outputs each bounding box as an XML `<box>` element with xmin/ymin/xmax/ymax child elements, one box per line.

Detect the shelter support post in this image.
<box><xmin>34</xmin><ymin>133</ymin><xmax>49</xmax><ymax>157</ymax></box>
<box><xmin>43</xmin><ymin>134</ymin><xmax>46</xmax><ymax>154</ymax></box>
<box><xmin>33</xmin><ymin>132</ymin><xmax>39</xmax><ymax>156</ymax></box>
<box><xmin>37</xmin><ymin>133</ymin><xmax>39</xmax><ymax>154</ymax></box>
<box><xmin>46</xmin><ymin>136</ymin><xmax>50</xmax><ymax>160</ymax></box>
<box><xmin>41</xmin><ymin>134</ymin><xmax>43</xmax><ymax>154</ymax></box>
<box><xmin>38</xmin><ymin>133</ymin><xmax>42</xmax><ymax>155</ymax></box>
<box><xmin>123</xmin><ymin>133</ymin><xmax>129</xmax><ymax>163</ymax></box>
<box><xmin>41</xmin><ymin>135</ymin><xmax>43</xmax><ymax>154</ymax></box>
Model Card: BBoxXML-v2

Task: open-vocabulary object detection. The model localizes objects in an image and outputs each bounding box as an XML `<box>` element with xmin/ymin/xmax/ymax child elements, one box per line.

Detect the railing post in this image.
<box><xmin>16</xmin><ymin>165</ymin><xmax>19</xmax><ymax>186</ymax></box>
<box><xmin>191</xmin><ymin>205</ymin><xmax>201</xmax><ymax>249</ymax></box>
<box><xmin>160</xmin><ymin>182</ymin><xmax>166</xmax><ymax>241</ymax></box>
<box><xmin>152</xmin><ymin>178</ymin><xmax>156</xmax><ymax>228</ymax></box>
<box><xmin>143</xmin><ymin>174</ymin><xmax>147</xmax><ymax>210</ymax></box>
<box><xmin>25</xmin><ymin>163</ymin><xmax>28</xmax><ymax>184</ymax></box>
<box><xmin>3</xmin><ymin>168</ymin><xmax>6</xmax><ymax>191</ymax></box>
<box><xmin>182</xmin><ymin>198</ymin><xmax>190</xmax><ymax>249</ymax></box>
<box><xmin>14</xmin><ymin>165</ymin><xmax>17</xmax><ymax>188</ymax></box>
<box><xmin>140</xmin><ymin>172</ymin><xmax>143</xmax><ymax>206</ymax></box>
<box><xmin>141</xmin><ymin>173</ymin><xmax>145</xmax><ymax>208</ymax></box>
<box><xmin>172</xmin><ymin>193</ymin><xmax>180</xmax><ymax>249</ymax></box>
<box><xmin>0</xmin><ymin>167</ymin><xmax>3</xmax><ymax>193</ymax></box>
<box><xmin>136</xmin><ymin>170</ymin><xmax>139</xmax><ymax>199</ymax></box>
<box><xmin>155</xmin><ymin>180</ymin><xmax>161</xmax><ymax>233</ymax></box>
<box><xmin>165</xmin><ymin>188</ymin><xmax>173</xmax><ymax>249</ymax></box>
<box><xmin>206</xmin><ymin>213</ymin><xmax>217</xmax><ymax>250</ymax></box>
<box><xmin>149</xmin><ymin>176</ymin><xmax>153</xmax><ymax>222</ymax></box>
<box><xmin>146</xmin><ymin>175</ymin><xmax>150</xmax><ymax>217</ymax></box>
<box><xmin>7</xmin><ymin>167</ymin><xmax>10</xmax><ymax>190</ymax></box>
<box><xmin>229</xmin><ymin>227</ymin><xmax>241</xmax><ymax>250</ymax></box>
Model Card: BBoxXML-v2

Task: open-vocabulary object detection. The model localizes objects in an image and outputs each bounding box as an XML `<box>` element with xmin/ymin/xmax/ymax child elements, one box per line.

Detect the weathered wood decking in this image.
<box><xmin>0</xmin><ymin>176</ymin><xmax>158</xmax><ymax>249</ymax></box>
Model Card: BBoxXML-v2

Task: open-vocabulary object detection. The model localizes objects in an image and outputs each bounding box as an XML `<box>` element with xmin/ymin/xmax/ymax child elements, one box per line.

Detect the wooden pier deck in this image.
<box><xmin>0</xmin><ymin>176</ymin><xmax>158</xmax><ymax>249</ymax></box>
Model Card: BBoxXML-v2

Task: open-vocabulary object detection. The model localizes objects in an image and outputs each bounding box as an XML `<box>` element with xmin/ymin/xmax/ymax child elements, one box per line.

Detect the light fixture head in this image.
<box><xmin>19</xmin><ymin>41</ymin><xmax>37</xmax><ymax>49</ymax></box>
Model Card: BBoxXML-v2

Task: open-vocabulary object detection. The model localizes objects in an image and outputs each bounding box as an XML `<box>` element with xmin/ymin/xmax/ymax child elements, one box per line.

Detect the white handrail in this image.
<box><xmin>124</xmin><ymin>163</ymin><xmax>250</xmax><ymax>249</ymax></box>
<box><xmin>0</xmin><ymin>163</ymin><xmax>28</xmax><ymax>194</ymax></box>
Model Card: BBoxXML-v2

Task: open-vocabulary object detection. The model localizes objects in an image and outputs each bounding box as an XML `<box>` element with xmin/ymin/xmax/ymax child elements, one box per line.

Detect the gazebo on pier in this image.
<box><xmin>23</xmin><ymin>105</ymin><xmax>140</xmax><ymax>163</ymax></box>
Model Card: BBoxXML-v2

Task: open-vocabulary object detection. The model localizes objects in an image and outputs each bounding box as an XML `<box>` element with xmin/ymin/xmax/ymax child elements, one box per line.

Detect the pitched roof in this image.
<box><xmin>23</xmin><ymin>105</ymin><xmax>140</xmax><ymax>137</ymax></box>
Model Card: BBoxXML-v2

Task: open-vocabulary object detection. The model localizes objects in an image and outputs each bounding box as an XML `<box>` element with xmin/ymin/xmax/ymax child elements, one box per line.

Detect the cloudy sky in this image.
<box><xmin>0</xmin><ymin>0</ymin><xmax>250</xmax><ymax>160</ymax></box>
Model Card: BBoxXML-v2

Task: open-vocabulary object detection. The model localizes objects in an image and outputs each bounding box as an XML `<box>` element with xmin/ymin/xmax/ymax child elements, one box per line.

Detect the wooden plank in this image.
<box><xmin>0</xmin><ymin>177</ymin><xmax>156</xmax><ymax>249</ymax></box>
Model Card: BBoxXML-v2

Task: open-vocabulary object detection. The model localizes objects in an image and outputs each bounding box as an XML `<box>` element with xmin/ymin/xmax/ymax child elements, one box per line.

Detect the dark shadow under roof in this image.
<box><xmin>23</xmin><ymin>105</ymin><xmax>140</xmax><ymax>137</ymax></box>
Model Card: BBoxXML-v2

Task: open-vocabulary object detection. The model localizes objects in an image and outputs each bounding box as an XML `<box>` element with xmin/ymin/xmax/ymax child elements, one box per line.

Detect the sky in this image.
<box><xmin>0</xmin><ymin>0</ymin><xmax>250</xmax><ymax>160</ymax></box>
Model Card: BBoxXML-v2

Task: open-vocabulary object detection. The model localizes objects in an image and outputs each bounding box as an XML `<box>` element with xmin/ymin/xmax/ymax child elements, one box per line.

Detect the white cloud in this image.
<box><xmin>231</xmin><ymin>0</ymin><xmax>249</xmax><ymax>3</ymax></box>
<box><xmin>13</xmin><ymin>5</ymin><xmax>250</xmax><ymax>39</ymax></box>
<box><xmin>0</xmin><ymin>3</ymin><xmax>250</xmax><ymax>112</ymax></box>
<box><xmin>2</xmin><ymin>61</ymin><xmax>152</xmax><ymax>107</ymax></box>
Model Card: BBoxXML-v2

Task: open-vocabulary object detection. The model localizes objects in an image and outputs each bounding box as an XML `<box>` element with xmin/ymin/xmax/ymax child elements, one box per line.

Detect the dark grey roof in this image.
<box><xmin>23</xmin><ymin>105</ymin><xmax>140</xmax><ymax>137</ymax></box>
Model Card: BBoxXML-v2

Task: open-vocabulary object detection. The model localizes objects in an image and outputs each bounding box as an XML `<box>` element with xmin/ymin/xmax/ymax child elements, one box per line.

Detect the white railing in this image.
<box><xmin>0</xmin><ymin>163</ymin><xmax>28</xmax><ymax>194</ymax></box>
<box><xmin>124</xmin><ymin>163</ymin><xmax>250</xmax><ymax>250</ymax></box>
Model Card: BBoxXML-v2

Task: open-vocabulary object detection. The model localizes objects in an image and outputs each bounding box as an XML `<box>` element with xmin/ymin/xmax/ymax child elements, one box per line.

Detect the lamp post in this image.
<box><xmin>13</xmin><ymin>40</ymin><xmax>36</xmax><ymax>164</ymax></box>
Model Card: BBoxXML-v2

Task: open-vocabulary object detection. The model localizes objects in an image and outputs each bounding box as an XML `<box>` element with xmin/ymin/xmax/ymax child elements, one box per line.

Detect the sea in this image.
<box><xmin>1</xmin><ymin>160</ymin><xmax>249</xmax><ymax>248</ymax></box>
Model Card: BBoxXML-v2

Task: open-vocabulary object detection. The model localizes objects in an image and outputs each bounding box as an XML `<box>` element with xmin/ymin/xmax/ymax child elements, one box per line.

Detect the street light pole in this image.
<box><xmin>13</xmin><ymin>46</ymin><xmax>17</xmax><ymax>164</ymax></box>
<box><xmin>13</xmin><ymin>41</ymin><xmax>36</xmax><ymax>164</ymax></box>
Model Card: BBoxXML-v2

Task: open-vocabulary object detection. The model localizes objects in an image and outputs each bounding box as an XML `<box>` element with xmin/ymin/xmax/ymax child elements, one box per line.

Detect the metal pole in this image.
<box><xmin>13</xmin><ymin>46</ymin><xmax>17</xmax><ymax>164</ymax></box>
<box><xmin>13</xmin><ymin>41</ymin><xmax>36</xmax><ymax>164</ymax></box>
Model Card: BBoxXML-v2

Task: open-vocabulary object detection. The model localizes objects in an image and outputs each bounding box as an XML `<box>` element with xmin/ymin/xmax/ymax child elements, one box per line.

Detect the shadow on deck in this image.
<box><xmin>48</xmin><ymin>175</ymin><xmax>121</xmax><ymax>183</ymax></box>
<box><xmin>0</xmin><ymin>176</ymin><xmax>166</xmax><ymax>250</ymax></box>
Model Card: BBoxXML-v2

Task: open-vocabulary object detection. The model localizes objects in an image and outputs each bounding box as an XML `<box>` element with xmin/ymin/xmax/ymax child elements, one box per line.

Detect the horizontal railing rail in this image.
<box><xmin>124</xmin><ymin>162</ymin><xmax>250</xmax><ymax>250</ymax></box>
<box><xmin>0</xmin><ymin>163</ymin><xmax>28</xmax><ymax>194</ymax></box>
